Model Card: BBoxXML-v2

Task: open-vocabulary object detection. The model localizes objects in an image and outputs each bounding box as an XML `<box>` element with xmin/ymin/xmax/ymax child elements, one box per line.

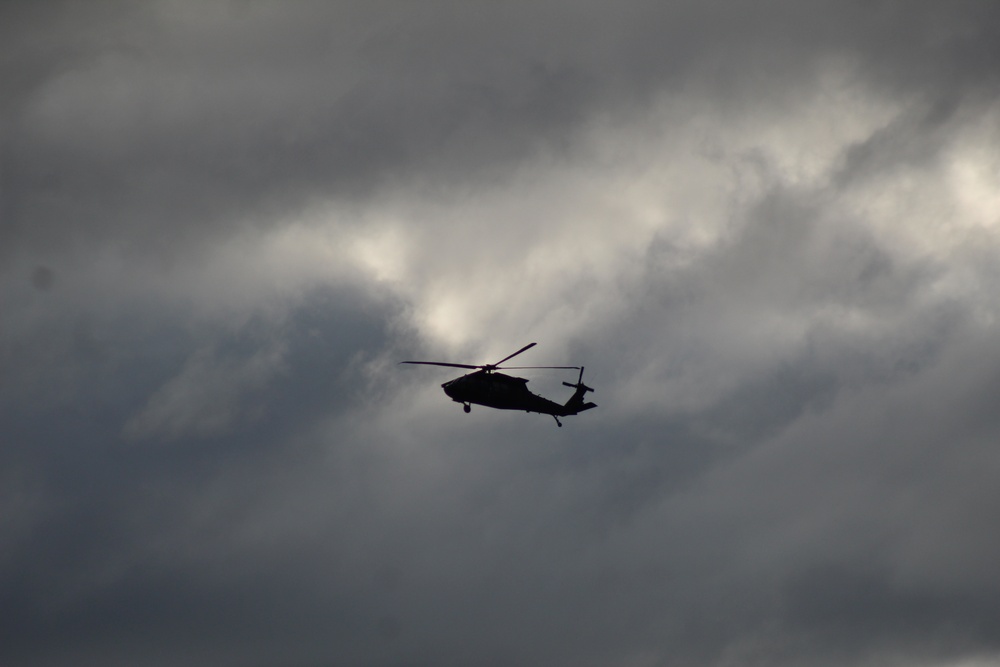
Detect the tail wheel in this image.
<box><xmin>463</xmin><ymin>403</ymin><xmax>471</xmax><ymax>413</ymax></box>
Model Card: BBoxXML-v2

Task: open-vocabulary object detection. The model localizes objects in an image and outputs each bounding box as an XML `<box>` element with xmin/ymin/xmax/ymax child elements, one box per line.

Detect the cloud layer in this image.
<box><xmin>3</xmin><ymin>2</ymin><xmax>1000</xmax><ymax>666</ymax></box>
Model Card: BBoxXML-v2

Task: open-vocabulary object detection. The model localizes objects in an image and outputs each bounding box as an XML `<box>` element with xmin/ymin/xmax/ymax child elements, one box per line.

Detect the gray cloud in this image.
<box><xmin>4</xmin><ymin>2</ymin><xmax>1000</xmax><ymax>666</ymax></box>
<box><xmin>7</xmin><ymin>1</ymin><xmax>998</xmax><ymax>264</ymax></box>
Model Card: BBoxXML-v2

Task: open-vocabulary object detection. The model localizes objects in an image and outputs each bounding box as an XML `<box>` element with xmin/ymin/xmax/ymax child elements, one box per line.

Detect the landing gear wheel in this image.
<box><xmin>463</xmin><ymin>403</ymin><xmax>471</xmax><ymax>413</ymax></box>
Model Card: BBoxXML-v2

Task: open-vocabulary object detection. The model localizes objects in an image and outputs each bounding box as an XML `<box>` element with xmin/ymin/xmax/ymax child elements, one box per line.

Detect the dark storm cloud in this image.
<box><xmin>4</xmin><ymin>2</ymin><xmax>1000</xmax><ymax>666</ymax></box>
<box><xmin>0</xmin><ymin>284</ymin><xmax>400</xmax><ymax>663</ymax></box>
<box><xmin>695</xmin><ymin>326</ymin><xmax>1000</xmax><ymax>665</ymax></box>
<box><xmin>5</xmin><ymin>0</ymin><xmax>999</xmax><ymax>264</ymax></box>
<box><xmin>2</xmin><ymin>2</ymin><xmax>598</xmax><ymax>264</ymax></box>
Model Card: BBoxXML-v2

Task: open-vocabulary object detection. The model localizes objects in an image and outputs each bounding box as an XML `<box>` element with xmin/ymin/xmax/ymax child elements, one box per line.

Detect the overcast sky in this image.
<box><xmin>3</xmin><ymin>2</ymin><xmax>1000</xmax><ymax>666</ymax></box>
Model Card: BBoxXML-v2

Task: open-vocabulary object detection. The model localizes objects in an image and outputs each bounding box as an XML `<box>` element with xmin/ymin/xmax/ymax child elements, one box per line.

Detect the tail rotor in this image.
<box><xmin>562</xmin><ymin>366</ymin><xmax>594</xmax><ymax>393</ymax></box>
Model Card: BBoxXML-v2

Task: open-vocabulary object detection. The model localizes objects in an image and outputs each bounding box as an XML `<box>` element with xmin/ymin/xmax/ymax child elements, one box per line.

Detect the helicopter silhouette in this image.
<box><xmin>401</xmin><ymin>343</ymin><xmax>596</xmax><ymax>427</ymax></box>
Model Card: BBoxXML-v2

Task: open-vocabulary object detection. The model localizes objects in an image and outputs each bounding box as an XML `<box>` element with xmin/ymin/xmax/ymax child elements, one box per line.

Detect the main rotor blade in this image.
<box><xmin>399</xmin><ymin>361</ymin><xmax>480</xmax><ymax>369</ymax></box>
<box><xmin>493</xmin><ymin>342</ymin><xmax>537</xmax><ymax>367</ymax></box>
<box><xmin>501</xmin><ymin>365</ymin><xmax>581</xmax><ymax>370</ymax></box>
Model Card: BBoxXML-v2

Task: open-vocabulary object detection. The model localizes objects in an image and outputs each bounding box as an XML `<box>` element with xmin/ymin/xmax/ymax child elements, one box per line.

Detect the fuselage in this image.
<box><xmin>442</xmin><ymin>370</ymin><xmax>567</xmax><ymax>415</ymax></box>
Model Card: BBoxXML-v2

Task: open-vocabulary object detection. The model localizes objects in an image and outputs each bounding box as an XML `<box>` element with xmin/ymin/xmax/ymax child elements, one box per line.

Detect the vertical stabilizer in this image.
<box><xmin>562</xmin><ymin>367</ymin><xmax>596</xmax><ymax>415</ymax></box>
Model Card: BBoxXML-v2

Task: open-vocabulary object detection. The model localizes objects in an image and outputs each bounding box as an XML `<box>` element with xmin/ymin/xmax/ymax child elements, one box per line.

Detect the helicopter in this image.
<box><xmin>400</xmin><ymin>343</ymin><xmax>596</xmax><ymax>426</ymax></box>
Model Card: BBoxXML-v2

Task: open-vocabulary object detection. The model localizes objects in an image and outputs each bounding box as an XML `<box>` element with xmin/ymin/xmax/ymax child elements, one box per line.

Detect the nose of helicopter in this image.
<box><xmin>441</xmin><ymin>378</ymin><xmax>457</xmax><ymax>399</ymax></box>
